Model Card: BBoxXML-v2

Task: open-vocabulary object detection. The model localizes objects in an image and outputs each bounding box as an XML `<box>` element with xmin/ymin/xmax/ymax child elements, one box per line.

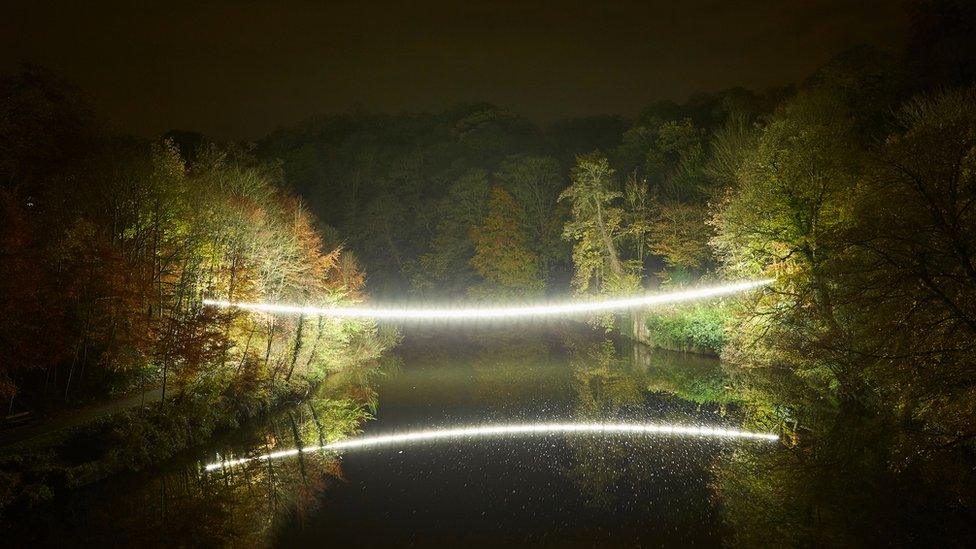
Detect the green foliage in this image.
<box><xmin>710</xmin><ymin>88</ymin><xmax>860</xmax><ymax>280</ymax></box>
<box><xmin>710</xmin><ymin>86</ymin><xmax>864</xmax><ymax>399</ymax></box>
<box><xmin>648</xmin><ymin>201</ymin><xmax>712</xmax><ymax>270</ymax></box>
<box><xmin>841</xmin><ymin>86</ymin><xmax>976</xmax><ymax>434</ymax></box>
<box><xmin>652</xmin><ymin>119</ymin><xmax>709</xmax><ymax>203</ymax></box>
<box><xmin>560</xmin><ymin>153</ymin><xmax>634</xmax><ymax>293</ymax></box>
<box><xmin>634</xmin><ymin>345</ymin><xmax>735</xmax><ymax>404</ymax></box>
<box><xmin>261</xmin><ymin>105</ymin><xmax>548</xmax><ymax>296</ymax></box>
<box><xmin>643</xmin><ymin>304</ymin><xmax>728</xmax><ymax>355</ymax></box>
<box><xmin>411</xmin><ymin>170</ymin><xmax>491</xmax><ymax>296</ymax></box>
<box><xmin>706</xmin><ymin>44</ymin><xmax>976</xmax><ymax>467</ymax></box>
<box><xmin>0</xmin><ymin>72</ymin><xmax>389</xmax><ymax>515</ymax></box>
<box><xmin>7</xmin><ymin>28</ymin><xmax>976</xmax><ymax>527</ymax></box>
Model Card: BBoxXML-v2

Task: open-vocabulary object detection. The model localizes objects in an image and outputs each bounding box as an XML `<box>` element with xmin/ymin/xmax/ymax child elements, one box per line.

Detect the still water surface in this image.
<box><xmin>275</xmin><ymin>331</ymin><xmax>741</xmax><ymax>546</ymax></box>
<box><xmin>13</xmin><ymin>328</ymin><xmax>974</xmax><ymax>546</ymax></box>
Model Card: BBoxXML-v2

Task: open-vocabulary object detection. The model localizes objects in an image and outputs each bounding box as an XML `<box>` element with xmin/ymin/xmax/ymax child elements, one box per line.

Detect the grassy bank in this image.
<box><xmin>637</xmin><ymin>302</ymin><xmax>729</xmax><ymax>356</ymax></box>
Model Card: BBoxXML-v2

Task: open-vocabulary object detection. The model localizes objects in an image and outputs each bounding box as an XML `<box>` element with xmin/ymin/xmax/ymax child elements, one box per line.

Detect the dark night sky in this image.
<box><xmin>3</xmin><ymin>1</ymin><xmax>908</xmax><ymax>140</ymax></box>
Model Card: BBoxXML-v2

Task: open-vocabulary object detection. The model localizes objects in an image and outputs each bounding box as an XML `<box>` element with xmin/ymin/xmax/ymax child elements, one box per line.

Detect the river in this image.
<box><xmin>9</xmin><ymin>327</ymin><xmax>975</xmax><ymax>546</ymax></box>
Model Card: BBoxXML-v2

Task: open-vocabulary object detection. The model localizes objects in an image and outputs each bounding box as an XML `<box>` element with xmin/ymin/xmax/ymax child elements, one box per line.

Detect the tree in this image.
<box><xmin>614</xmin><ymin>115</ymin><xmax>717</xmax><ymax>279</ymax></box>
<box><xmin>623</xmin><ymin>174</ymin><xmax>652</xmax><ymax>269</ymax></box>
<box><xmin>469</xmin><ymin>187</ymin><xmax>543</xmax><ymax>297</ymax></box>
<box><xmin>846</xmin><ymin>87</ymin><xmax>976</xmax><ymax>435</ymax></box>
<box><xmin>710</xmin><ymin>88</ymin><xmax>864</xmax><ymax>400</ymax></box>
<box><xmin>560</xmin><ymin>153</ymin><xmax>637</xmax><ymax>294</ymax></box>
<box><xmin>494</xmin><ymin>155</ymin><xmax>566</xmax><ymax>281</ymax></box>
<box><xmin>648</xmin><ymin>201</ymin><xmax>711</xmax><ymax>271</ymax></box>
<box><xmin>412</xmin><ymin>170</ymin><xmax>490</xmax><ymax>296</ymax></box>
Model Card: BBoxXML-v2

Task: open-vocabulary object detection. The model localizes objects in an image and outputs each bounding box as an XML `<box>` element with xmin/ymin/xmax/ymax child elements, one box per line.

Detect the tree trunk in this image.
<box><xmin>594</xmin><ymin>200</ymin><xmax>625</xmax><ymax>278</ymax></box>
<box><xmin>285</xmin><ymin>313</ymin><xmax>305</xmax><ymax>381</ymax></box>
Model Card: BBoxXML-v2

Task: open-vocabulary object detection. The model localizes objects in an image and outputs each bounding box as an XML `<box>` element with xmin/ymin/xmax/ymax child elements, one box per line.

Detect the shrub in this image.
<box><xmin>643</xmin><ymin>303</ymin><xmax>729</xmax><ymax>354</ymax></box>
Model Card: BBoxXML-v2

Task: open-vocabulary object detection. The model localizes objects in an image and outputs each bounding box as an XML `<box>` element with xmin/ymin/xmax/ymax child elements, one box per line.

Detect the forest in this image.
<box><xmin>0</xmin><ymin>71</ymin><xmax>389</xmax><ymax>509</ymax></box>
<box><xmin>255</xmin><ymin>8</ymin><xmax>976</xmax><ymax>436</ymax></box>
<box><xmin>2</xmin><ymin>0</ymin><xmax>976</xmax><ymax>532</ymax></box>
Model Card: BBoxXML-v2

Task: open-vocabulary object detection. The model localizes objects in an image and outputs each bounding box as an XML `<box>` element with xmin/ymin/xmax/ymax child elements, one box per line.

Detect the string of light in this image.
<box><xmin>202</xmin><ymin>279</ymin><xmax>772</xmax><ymax>320</ymax></box>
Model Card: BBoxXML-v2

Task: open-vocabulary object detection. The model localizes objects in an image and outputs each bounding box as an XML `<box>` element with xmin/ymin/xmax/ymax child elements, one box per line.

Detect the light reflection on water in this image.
<box><xmin>205</xmin><ymin>422</ymin><xmax>776</xmax><ymax>471</ymax></box>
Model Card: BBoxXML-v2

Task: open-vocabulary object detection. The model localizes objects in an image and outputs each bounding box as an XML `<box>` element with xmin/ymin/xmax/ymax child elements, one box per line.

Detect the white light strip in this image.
<box><xmin>202</xmin><ymin>279</ymin><xmax>772</xmax><ymax>320</ymax></box>
<box><xmin>204</xmin><ymin>422</ymin><xmax>779</xmax><ymax>471</ymax></box>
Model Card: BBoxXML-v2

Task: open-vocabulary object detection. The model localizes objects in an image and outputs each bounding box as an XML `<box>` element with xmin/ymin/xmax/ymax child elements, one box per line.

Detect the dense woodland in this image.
<box><xmin>253</xmin><ymin>3</ymin><xmax>976</xmax><ymax>434</ymax></box>
<box><xmin>0</xmin><ymin>87</ymin><xmax>385</xmax><ymax>407</ymax></box>
<box><xmin>1</xmin><ymin>0</ymin><xmax>975</xmax><ymax>520</ymax></box>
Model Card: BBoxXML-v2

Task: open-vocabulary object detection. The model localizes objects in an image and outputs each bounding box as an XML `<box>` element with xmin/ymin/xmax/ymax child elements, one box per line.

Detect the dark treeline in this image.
<box><xmin>258</xmin><ymin>89</ymin><xmax>784</xmax><ymax>299</ymax></box>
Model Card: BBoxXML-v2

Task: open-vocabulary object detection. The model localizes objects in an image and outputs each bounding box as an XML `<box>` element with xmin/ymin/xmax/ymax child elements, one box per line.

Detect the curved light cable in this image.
<box><xmin>203</xmin><ymin>279</ymin><xmax>772</xmax><ymax>320</ymax></box>
<box><xmin>204</xmin><ymin>422</ymin><xmax>779</xmax><ymax>471</ymax></box>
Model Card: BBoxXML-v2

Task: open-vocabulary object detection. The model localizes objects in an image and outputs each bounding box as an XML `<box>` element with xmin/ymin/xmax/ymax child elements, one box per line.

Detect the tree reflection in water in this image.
<box><xmin>561</xmin><ymin>338</ymin><xmax>732</xmax><ymax>527</ymax></box>
<box><xmin>8</xmin><ymin>358</ymin><xmax>383</xmax><ymax>545</ymax></box>
<box><xmin>563</xmin><ymin>337</ymin><xmax>976</xmax><ymax>546</ymax></box>
<box><xmin>712</xmin><ymin>404</ymin><xmax>976</xmax><ymax>546</ymax></box>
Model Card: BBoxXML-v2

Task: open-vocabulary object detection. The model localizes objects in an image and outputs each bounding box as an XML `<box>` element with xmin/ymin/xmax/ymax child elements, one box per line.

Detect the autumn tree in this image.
<box><xmin>469</xmin><ymin>187</ymin><xmax>543</xmax><ymax>297</ymax></box>
<box><xmin>494</xmin><ymin>155</ymin><xmax>566</xmax><ymax>282</ymax></box>
<box><xmin>412</xmin><ymin>170</ymin><xmax>490</xmax><ymax>296</ymax></box>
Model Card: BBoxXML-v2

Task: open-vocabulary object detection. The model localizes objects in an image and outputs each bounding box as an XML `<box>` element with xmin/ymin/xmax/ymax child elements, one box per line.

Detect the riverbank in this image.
<box><xmin>0</xmin><ymin>329</ymin><xmax>392</xmax><ymax>518</ymax></box>
<box><xmin>631</xmin><ymin>302</ymin><xmax>729</xmax><ymax>356</ymax></box>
